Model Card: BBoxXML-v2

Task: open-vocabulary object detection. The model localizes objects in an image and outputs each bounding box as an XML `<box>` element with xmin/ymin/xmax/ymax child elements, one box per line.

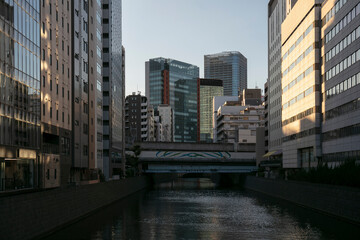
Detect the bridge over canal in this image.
<box><xmin>136</xmin><ymin>142</ymin><xmax>258</xmax><ymax>174</ymax></box>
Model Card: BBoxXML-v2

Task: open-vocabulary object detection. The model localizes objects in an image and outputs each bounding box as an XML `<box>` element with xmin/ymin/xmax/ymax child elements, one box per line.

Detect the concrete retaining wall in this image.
<box><xmin>244</xmin><ymin>176</ymin><xmax>360</xmax><ymax>224</ymax></box>
<box><xmin>0</xmin><ymin>176</ymin><xmax>149</xmax><ymax>240</ymax></box>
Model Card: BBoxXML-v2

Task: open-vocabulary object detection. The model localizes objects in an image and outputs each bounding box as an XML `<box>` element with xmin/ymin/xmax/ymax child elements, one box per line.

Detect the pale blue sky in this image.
<box><xmin>123</xmin><ymin>0</ymin><xmax>268</xmax><ymax>95</ymax></box>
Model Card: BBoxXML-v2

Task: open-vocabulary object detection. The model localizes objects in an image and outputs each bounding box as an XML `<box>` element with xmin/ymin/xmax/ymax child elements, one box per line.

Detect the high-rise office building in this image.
<box><xmin>204</xmin><ymin>51</ymin><xmax>247</xmax><ymax>96</ymax></box>
<box><xmin>321</xmin><ymin>0</ymin><xmax>360</xmax><ymax>165</ymax></box>
<box><xmin>102</xmin><ymin>0</ymin><xmax>125</xmax><ymax>179</ymax></box>
<box><xmin>72</xmin><ymin>0</ymin><xmax>103</xmax><ymax>182</ymax></box>
<box><xmin>281</xmin><ymin>0</ymin><xmax>323</xmax><ymax>169</ymax></box>
<box><xmin>267</xmin><ymin>0</ymin><xmax>287</xmax><ymax>161</ymax></box>
<box><xmin>41</xmin><ymin>0</ymin><xmax>72</xmax><ymax>187</ymax></box>
<box><xmin>145</xmin><ymin>58</ymin><xmax>199</xmax><ymax>142</ymax></box>
<box><xmin>199</xmin><ymin>79</ymin><xmax>223</xmax><ymax>142</ymax></box>
<box><xmin>0</xmin><ymin>1</ymin><xmax>41</xmax><ymax>191</ymax></box>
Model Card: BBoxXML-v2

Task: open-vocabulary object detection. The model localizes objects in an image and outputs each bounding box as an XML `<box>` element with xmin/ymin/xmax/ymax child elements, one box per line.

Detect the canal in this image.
<box><xmin>43</xmin><ymin>179</ymin><xmax>360</xmax><ymax>240</ymax></box>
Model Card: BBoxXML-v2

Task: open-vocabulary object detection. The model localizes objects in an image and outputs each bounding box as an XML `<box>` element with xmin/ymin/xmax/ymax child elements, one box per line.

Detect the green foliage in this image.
<box><xmin>125</xmin><ymin>145</ymin><xmax>142</xmax><ymax>178</ymax></box>
<box><xmin>98</xmin><ymin>169</ymin><xmax>105</xmax><ymax>182</ymax></box>
<box><xmin>288</xmin><ymin>160</ymin><xmax>360</xmax><ymax>188</ymax></box>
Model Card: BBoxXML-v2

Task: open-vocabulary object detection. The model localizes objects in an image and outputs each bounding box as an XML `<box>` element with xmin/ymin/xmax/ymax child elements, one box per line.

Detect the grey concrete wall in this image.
<box><xmin>244</xmin><ymin>176</ymin><xmax>360</xmax><ymax>224</ymax></box>
<box><xmin>0</xmin><ymin>177</ymin><xmax>149</xmax><ymax>240</ymax></box>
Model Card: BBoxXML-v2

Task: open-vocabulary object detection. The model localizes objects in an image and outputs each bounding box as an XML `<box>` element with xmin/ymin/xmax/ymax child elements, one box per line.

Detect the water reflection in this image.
<box><xmin>43</xmin><ymin>186</ymin><xmax>360</xmax><ymax>240</ymax></box>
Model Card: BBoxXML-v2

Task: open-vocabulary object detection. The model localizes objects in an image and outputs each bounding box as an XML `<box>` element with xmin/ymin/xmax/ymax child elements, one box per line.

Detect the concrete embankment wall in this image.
<box><xmin>0</xmin><ymin>176</ymin><xmax>149</xmax><ymax>240</ymax></box>
<box><xmin>244</xmin><ymin>176</ymin><xmax>360</xmax><ymax>224</ymax></box>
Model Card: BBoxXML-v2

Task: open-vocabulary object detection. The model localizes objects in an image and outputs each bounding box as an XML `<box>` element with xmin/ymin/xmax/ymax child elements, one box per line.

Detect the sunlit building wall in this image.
<box><xmin>199</xmin><ymin>79</ymin><xmax>223</xmax><ymax>142</ymax></box>
<box><xmin>321</xmin><ymin>0</ymin><xmax>360</xmax><ymax>165</ymax></box>
<box><xmin>281</xmin><ymin>0</ymin><xmax>323</xmax><ymax>169</ymax></box>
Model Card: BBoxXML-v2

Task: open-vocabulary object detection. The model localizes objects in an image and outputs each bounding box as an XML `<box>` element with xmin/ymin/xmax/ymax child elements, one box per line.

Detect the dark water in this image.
<box><xmin>43</xmin><ymin>187</ymin><xmax>360</xmax><ymax>240</ymax></box>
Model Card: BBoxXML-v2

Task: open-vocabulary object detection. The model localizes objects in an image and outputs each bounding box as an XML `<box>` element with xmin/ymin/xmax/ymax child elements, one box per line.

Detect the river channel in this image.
<box><xmin>43</xmin><ymin>179</ymin><xmax>360</xmax><ymax>240</ymax></box>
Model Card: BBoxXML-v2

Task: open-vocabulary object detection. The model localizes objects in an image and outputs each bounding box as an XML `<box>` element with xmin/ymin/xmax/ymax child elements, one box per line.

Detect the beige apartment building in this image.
<box><xmin>41</xmin><ymin>0</ymin><xmax>72</xmax><ymax>187</ymax></box>
<box><xmin>281</xmin><ymin>0</ymin><xmax>323</xmax><ymax>169</ymax></box>
<box><xmin>71</xmin><ymin>0</ymin><xmax>103</xmax><ymax>182</ymax></box>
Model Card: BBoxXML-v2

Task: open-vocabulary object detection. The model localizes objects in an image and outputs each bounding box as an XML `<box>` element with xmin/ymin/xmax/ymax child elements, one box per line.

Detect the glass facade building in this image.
<box><xmin>199</xmin><ymin>79</ymin><xmax>223</xmax><ymax>142</ymax></box>
<box><xmin>174</xmin><ymin>79</ymin><xmax>198</xmax><ymax>142</ymax></box>
<box><xmin>145</xmin><ymin>58</ymin><xmax>199</xmax><ymax>142</ymax></box>
<box><xmin>204</xmin><ymin>51</ymin><xmax>247</xmax><ymax>96</ymax></box>
<box><xmin>0</xmin><ymin>0</ymin><xmax>41</xmax><ymax>191</ymax></box>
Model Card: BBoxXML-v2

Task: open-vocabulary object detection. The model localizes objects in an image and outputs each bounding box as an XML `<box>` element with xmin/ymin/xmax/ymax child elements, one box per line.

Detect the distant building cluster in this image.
<box><xmin>125</xmin><ymin>52</ymin><xmax>254</xmax><ymax>146</ymax></box>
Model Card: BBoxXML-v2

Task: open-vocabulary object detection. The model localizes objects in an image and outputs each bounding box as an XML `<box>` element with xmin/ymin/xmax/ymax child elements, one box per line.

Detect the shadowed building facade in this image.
<box><xmin>267</xmin><ymin>0</ymin><xmax>287</xmax><ymax>161</ymax></box>
<box><xmin>321</xmin><ymin>0</ymin><xmax>360</xmax><ymax>165</ymax></box>
<box><xmin>102</xmin><ymin>0</ymin><xmax>125</xmax><ymax>179</ymax></box>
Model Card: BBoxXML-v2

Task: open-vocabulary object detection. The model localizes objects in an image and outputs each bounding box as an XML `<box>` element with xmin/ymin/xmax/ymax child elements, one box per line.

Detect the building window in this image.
<box><xmin>83</xmin><ymin>124</ymin><xmax>88</xmax><ymax>134</ymax></box>
<box><xmin>83</xmin><ymin>145</ymin><xmax>88</xmax><ymax>156</ymax></box>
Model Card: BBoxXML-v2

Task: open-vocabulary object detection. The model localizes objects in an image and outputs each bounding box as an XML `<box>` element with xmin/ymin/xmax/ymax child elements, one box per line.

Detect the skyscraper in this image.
<box><xmin>0</xmin><ymin>0</ymin><xmax>41</xmax><ymax>191</ymax></box>
<box><xmin>41</xmin><ymin>0</ymin><xmax>72</xmax><ymax>187</ymax></box>
<box><xmin>145</xmin><ymin>58</ymin><xmax>199</xmax><ymax>142</ymax></box>
<box><xmin>199</xmin><ymin>79</ymin><xmax>223</xmax><ymax>142</ymax></box>
<box><xmin>102</xmin><ymin>0</ymin><xmax>125</xmax><ymax>179</ymax></box>
<box><xmin>204</xmin><ymin>51</ymin><xmax>247</xmax><ymax>96</ymax></box>
<box><xmin>281</xmin><ymin>0</ymin><xmax>323</xmax><ymax>169</ymax></box>
<box><xmin>71</xmin><ymin>0</ymin><xmax>103</xmax><ymax>182</ymax></box>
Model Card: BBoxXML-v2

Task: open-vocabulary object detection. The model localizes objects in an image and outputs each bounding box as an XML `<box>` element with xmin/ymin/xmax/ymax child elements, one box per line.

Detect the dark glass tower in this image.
<box><xmin>174</xmin><ymin>79</ymin><xmax>198</xmax><ymax>142</ymax></box>
<box><xmin>145</xmin><ymin>58</ymin><xmax>199</xmax><ymax>142</ymax></box>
